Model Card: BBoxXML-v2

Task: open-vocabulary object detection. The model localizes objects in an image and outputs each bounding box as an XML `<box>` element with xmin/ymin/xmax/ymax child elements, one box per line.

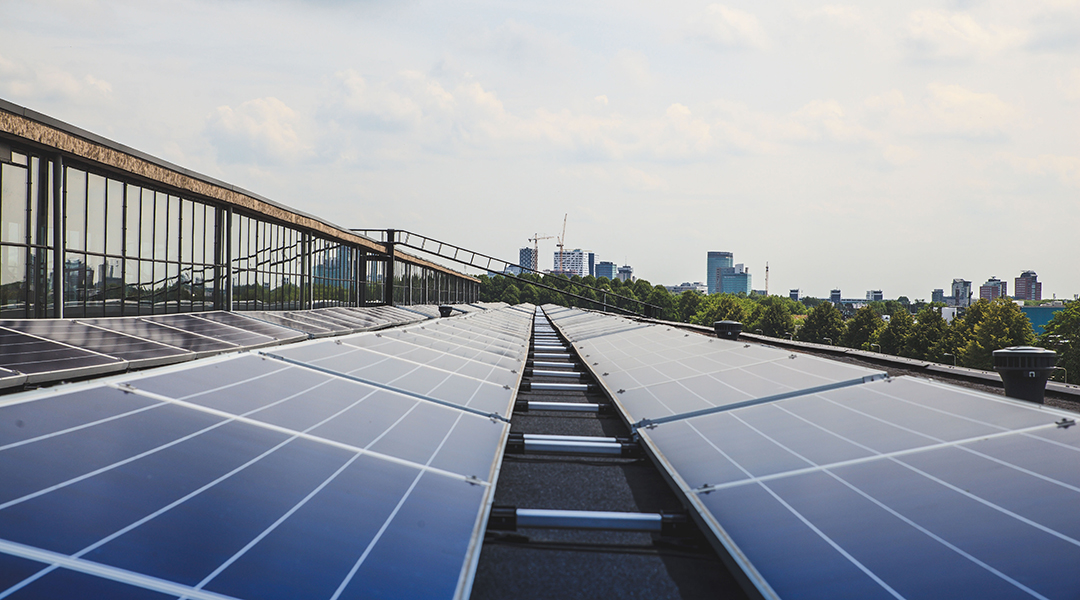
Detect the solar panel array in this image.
<box><xmin>0</xmin><ymin>306</ymin><xmax>476</xmax><ymax>389</ymax></box>
<box><xmin>543</xmin><ymin>305</ymin><xmax>1080</xmax><ymax>600</ymax></box>
<box><xmin>0</xmin><ymin>304</ymin><xmax>533</xmax><ymax>600</ymax></box>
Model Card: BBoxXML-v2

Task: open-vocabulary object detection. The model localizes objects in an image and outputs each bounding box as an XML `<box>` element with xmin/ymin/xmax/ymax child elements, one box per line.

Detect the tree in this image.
<box><xmin>501</xmin><ymin>283</ymin><xmax>521</xmax><ymax>305</ymax></box>
<box><xmin>677</xmin><ymin>291</ymin><xmax>702</xmax><ymax>323</ymax></box>
<box><xmin>691</xmin><ymin>294</ymin><xmax>751</xmax><ymax>326</ymax></box>
<box><xmin>901</xmin><ymin>306</ymin><xmax>950</xmax><ymax>361</ymax></box>
<box><xmin>518</xmin><ymin>284</ymin><xmax>538</xmax><ymax>306</ymax></box>
<box><xmin>758</xmin><ymin>302</ymin><xmax>795</xmax><ymax>337</ymax></box>
<box><xmin>842</xmin><ymin>306</ymin><xmax>885</xmax><ymax>350</ymax></box>
<box><xmin>877</xmin><ymin>309</ymin><xmax>913</xmax><ymax>355</ymax></box>
<box><xmin>797</xmin><ymin>302</ymin><xmax>845</xmax><ymax>344</ymax></box>
<box><xmin>647</xmin><ymin>285</ymin><xmax>676</xmax><ymax>321</ymax></box>
<box><xmin>960</xmin><ymin>297</ymin><xmax>1036</xmax><ymax>370</ymax></box>
<box><xmin>1040</xmin><ymin>302</ymin><xmax>1080</xmax><ymax>384</ymax></box>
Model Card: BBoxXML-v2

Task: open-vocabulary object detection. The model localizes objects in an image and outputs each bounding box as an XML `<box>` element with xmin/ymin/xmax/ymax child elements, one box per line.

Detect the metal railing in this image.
<box><xmin>352</xmin><ymin>229</ymin><xmax>661</xmax><ymax>317</ymax></box>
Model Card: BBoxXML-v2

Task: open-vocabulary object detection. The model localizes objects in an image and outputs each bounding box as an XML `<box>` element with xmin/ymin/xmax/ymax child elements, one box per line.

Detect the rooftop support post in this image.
<box><xmin>384</xmin><ymin>228</ymin><xmax>395</xmax><ymax>306</ymax></box>
<box><xmin>222</xmin><ymin>206</ymin><xmax>233</xmax><ymax>311</ymax></box>
<box><xmin>51</xmin><ymin>154</ymin><xmax>64</xmax><ymax>318</ymax></box>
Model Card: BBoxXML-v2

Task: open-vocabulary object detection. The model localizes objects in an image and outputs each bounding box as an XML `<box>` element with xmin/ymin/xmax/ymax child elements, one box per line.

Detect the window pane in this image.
<box><xmin>181</xmin><ymin>199</ymin><xmax>193</xmax><ymax>264</ymax></box>
<box><xmin>65</xmin><ymin>168</ymin><xmax>86</xmax><ymax>251</ymax></box>
<box><xmin>0</xmin><ymin>244</ymin><xmax>26</xmax><ymax>317</ymax></box>
<box><xmin>124</xmin><ymin>258</ymin><xmax>140</xmax><ymax>315</ymax></box>
<box><xmin>83</xmin><ymin>253</ymin><xmax>105</xmax><ymax>317</ymax></box>
<box><xmin>1</xmin><ymin>163</ymin><xmax>27</xmax><ymax>244</ymax></box>
<box><xmin>125</xmin><ymin>185</ymin><xmax>141</xmax><ymax>257</ymax></box>
<box><xmin>106</xmin><ymin>179</ymin><xmax>123</xmax><ymax>255</ymax></box>
<box><xmin>167</xmin><ymin>195</ymin><xmax>180</xmax><ymax>262</ymax></box>
<box><xmin>103</xmin><ymin>257</ymin><xmax>123</xmax><ymax>316</ymax></box>
<box><xmin>192</xmin><ymin>203</ymin><xmax>205</xmax><ymax>264</ymax></box>
<box><xmin>141</xmin><ymin>189</ymin><xmax>154</xmax><ymax>259</ymax></box>
<box><xmin>154</xmin><ymin>192</ymin><xmax>168</xmax><ymax>260</ymax></box>
<box><xmin>85</xmin><ymin>173</ymin><xmax>106</xmax><ymax>254</ymax></box>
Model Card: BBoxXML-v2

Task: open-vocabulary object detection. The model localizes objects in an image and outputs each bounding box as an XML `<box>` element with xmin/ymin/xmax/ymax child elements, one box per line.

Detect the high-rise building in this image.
<box><xmin>617</xmin><ymin>265</ymin><xmax>634</xmax><ymax>282</ymax></box>
<box><xmin>830</xmin><ymin>289</ymin><xmax>842</xmax><ymax>304</ymax></box>
<box><xmin>552</xmin><ymin>249</ymin><xmax>590</xmax><ymax>277</ymax></box>
<box><xmin>519</xmin><ymin>247</ymin><xmax>537</xmax><ymax>271</ymax></box>
<box><xmin>588</xmin><ymin>252</ymin><xmax>596</xmax><ymax>277</ymax></box>
<box><xmin>789</xmin><ymin>289</ymin><xmax>800</xmax><ymax>301</ymax></box>
<box><xmin>706</xmin><ymin>251</ymin><xmax>734</xmax><ymax>294</ymax></box>
<box><xmin>866</xmin><ymin>290</ymin><xmax>884</xmax><ymax>302</ymax></box>
<box><xmin>979</xmin><ymin>277</ymin><xmax>1007</xmax><ymax>301</ymax></box>
<box><xmin>932</xmin><ymin>289</ymin><xmax>945</xmax><ymax>304</ymax></box>
<box><xmin>720</xmin><ymin>264</ymin><xmax>751</xmax><ymax>295</ymax></box>
<box><xmin>596</xmin><ymin>261</ymin><xmax>617</xmax><ymax>280</ymax></box>
<box><xmin>1014</xmin><ymin>271</ymin><xmax>1042</xmax><ymax>301</ymax></box>
<box><xmin>952</xmin><ymin>279</ymin><xmax>972</xmax><ymax>307</ymax></box>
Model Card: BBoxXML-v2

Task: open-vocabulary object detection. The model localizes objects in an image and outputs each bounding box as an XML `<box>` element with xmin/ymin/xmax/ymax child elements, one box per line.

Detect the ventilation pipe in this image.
<box><xmin>993</xmin><ymin>346</ymin><xmax>1057</xmax><ymax>404</ymax></box>
<box><xmin>714</xmin><ymin>320</ymin><xmax>743</xmax><ymax>341</ymax></box>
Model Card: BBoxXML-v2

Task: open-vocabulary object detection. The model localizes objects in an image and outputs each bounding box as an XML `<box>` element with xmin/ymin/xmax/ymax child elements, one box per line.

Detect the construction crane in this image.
<box><xmin>526</xmin><ymin>233</ymin><xmax>554</xmax><ymax>271</ymax></box>
<box><xmin>765</xmin><ymin>262</ymin><xmax>769</xmax><ymax>296</ymax></box>
<box><xmin>556</xmin><ymin>214</ymin><xmax>567</xmax><ymax>273</ymax></box>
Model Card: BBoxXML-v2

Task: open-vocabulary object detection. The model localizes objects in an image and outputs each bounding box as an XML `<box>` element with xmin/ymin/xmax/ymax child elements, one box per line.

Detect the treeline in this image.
<box><xmin>479</xmin><ymin>274</ymin><xmax>1080</xmax><ymax>383</ymax></box>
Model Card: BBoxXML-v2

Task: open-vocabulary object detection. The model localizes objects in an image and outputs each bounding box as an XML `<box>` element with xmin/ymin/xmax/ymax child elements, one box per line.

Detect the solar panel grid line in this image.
<box><xmin>189</xmin><ymin>451</ymin><xmax>367</xmax><ymax>594</ymax></box>
<box><xmin>103</xmin><ymin>379</ymin><xmax>493</xmax><ymax>485</ymax></box>
<box><xmin>133</xmin><ymin>318</ymin><xmax>244</xmax><ymax>349</ymax></box>
<box><xmin>719</xmin><ymin>407</ymin><xmax>1079</xmax><ymax>597</ymax></box>
<box><xmin>0</xmin><ymin>538</ymin><xmax>239</xmax><ymax>600</ymax></box>
<box><xmin>183</xmin><ymin>314</ymin><xmax>281</xmax><ymax>350</ymax></box>
<box><xmin>188</xmin><ymin>312</ymin><xmax>309</xmax><ymax>343</ymax></box>
<box><xmin>337</xmin><ymin>340</ymin><xmax>511</xmax><ymax>383</ymax></box>
<box><xmin>2</xmin><ymin>320</ymin><xmax>195</xmax><ymax>370</ymax></box>
<box><xmin>0</xmin><ymin>324</ymin><xmax>125</xmax><ymax>363</ymax></box>
<box><xmin>395</xmin><ymin>326</ymin><xmax>526</xmax><ymax>359</ymax></box>
<box><xmin>257</xmin><ymin>350</ymin><xmax>514</xmax><ymax>422</ymax></box>
<box><xmin>690</xmin><ymin>409</ymin><xmax>1071</xmax><ymax>495</ymax></box>
<box><xmin>369</xmin><ymin>330</ymin><xmax>525</xmax><ymax>366</ymax></box>
<box><xmin>0</xmin><ymin>326</ymin><xmax>128</xmax><ymax>382</ymax></box>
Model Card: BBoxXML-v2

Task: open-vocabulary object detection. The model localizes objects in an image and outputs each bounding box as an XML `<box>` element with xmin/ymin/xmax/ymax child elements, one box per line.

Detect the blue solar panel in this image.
<box><xmin>0</xmin><ymin>306</ymin><xmax>533</xmax><ymax>599</ymax></box>
<box><xmin>544</xmin><ymin>305</ymin><xmax>1080</xmax><ymax>600</ymax></box>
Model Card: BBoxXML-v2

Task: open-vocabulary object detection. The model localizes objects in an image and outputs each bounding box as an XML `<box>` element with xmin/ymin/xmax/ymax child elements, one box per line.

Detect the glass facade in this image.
<box><xmin>0</xmin><ymin>139</ymin><xmax>476</xmax><ymax>319</ymax></box>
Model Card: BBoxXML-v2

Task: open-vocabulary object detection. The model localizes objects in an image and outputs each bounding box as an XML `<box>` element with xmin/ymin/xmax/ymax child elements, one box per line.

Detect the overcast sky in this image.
<box><xmin>3</xmin><ymin>0</ymin><xmax>1078</xmax><ymax>300</ymax></box>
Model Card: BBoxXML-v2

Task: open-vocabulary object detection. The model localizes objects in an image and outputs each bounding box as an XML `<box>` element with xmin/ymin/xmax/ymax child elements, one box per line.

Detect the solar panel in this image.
<box><xmin>142</xmin><ymin>314</ymin><xmax>278</xmax><ymax>350</ymax></box>
<box><xmin>182</xmin><ymin>312</ymin><xmax>307</xmax><ymax>345</ymax></box>
<box><xmin>0</xmin><ymin>320</ymin><xmax>193</xmax><ymax>370</ymax></box>
<box><xmin>79</xmin><ymin>318</ymin><xmax>239</xmax><ymax>357</ymax></box>
<box><xmin>0</xmin><ymin>326</ymin><xmax>127</xmax><ymax>383</ymax></box>
<box><xmin>0</xmin><ymin>305</ymin><xmax>533</xmax><ymax>600</ymax></box>
<box><xmin>543</xmin><ymin>306</ymin><xmax>1080</xmax><ymax>600</ymax></box>
<box><xmin>245</xmin><ymin>311</ymin><xmax>339</xmax><ymax>337</ymax></box>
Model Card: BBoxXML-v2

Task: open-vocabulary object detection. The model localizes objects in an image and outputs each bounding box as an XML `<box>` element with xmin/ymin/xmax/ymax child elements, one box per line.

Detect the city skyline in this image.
<box><xmin>4</xmin><ymin>2</ymin><xmax>1077</xmax><ymax>299</ymax></box>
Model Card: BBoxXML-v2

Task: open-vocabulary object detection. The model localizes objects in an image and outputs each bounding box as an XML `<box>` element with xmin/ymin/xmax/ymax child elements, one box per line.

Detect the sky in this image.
<box><xmin>2</xmin><ymin>0</ymin><xmax>1078</xmax><ymax>300</ymax></box>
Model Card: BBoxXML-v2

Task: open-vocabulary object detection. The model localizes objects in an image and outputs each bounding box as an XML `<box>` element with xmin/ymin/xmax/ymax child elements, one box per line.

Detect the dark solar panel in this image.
<box><xmin>79</xmin><ymin>319</ymin><xmax>240</xmax><ymax>356</ymax></box>
<box><xmin>185</xmin><ymin>312</ymin><xmax>307</xmax><ymax>344</ymax></box>
<box><xmin>245</xmin><ymin>312</ymin><xmax>337</xmax><ymax>337</ymax></box>
<box><xmin>0</xmin><ymin>305</ymin><xmax>534</xmax><ymax>599</ymax></box>
<box><xmin>544</xmin><ymin>305</ymin><xmax>1080</xmax><ymax>600</ymax></box>
<box><xmin>142</xmin><ymin>314</ymin><xmax>277</xmax><ymax>349</ymax></box>
<box><xmin>0</xmin><ymin>320</ymin><xmax>192</xmax><ymax>369</ymax></box>
<box><xmin>0</xmin><ymin>326</ymin><xmax>126</xmax><ymax>383</ymax></box>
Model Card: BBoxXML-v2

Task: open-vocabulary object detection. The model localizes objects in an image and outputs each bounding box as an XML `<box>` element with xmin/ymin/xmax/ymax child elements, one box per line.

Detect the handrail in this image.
<box><xmin>352</xmin><ymin>229</ymin><xmax>661</xmax><ymax>317</ymax></box>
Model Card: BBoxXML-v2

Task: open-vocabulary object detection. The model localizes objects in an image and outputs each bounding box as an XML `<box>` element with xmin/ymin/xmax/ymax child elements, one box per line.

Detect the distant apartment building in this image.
<box><xmin>979</xmin><ymin>277</ymin><xmax>1007</xmax><ymax>301</ymax></box>
<box><xmin>596</xmin><ymin>261</ymin><xmax>617</xmax><ymax>280</ymax></box>
<box><xmin>587</xmin><ymin>252</ymin><xmax>596</xmax><ymax>277</ymax></box>
<box><xmin>932</xmin><ymin>289</ymin><xmax>945</xmax><ymax>304</ymax></box>
<box><xmin>552</xmin><ymin>249</ymin><xmax>590</xmax><ymax>277</ymax></box>
<box><xmin>789</xmin><ymin>289</ymin><xmax>800</xmax><ymax>301</ymax></box>
<box><xmin>1014</xmin><ymin>270</ymin><xmax>1042</xmax><ymax>301</ymax></box>
<box><xmin>830</xmin><ymin>289</ymin><xmax>842</xmax><ymax>304</ymax></box>
<box><xmin>617</xmin><ymin>265</ymin><xmax>634</xmax><ymax>282</ymax></box>
<box><xmin>706</xmin><ymin>251</ymin><xmax>734</xmax><ymax>294</ymax></box>
<box><xmin>866</xmin><ymin>290</ymin><xmax>884</xmax><ymax>302</ymax></box>
<box><xmin>666</xmin><ymin>282</ymin><xmax>708</xmax><ymax>294</ymax></box>
<box><xmin>951</xmin><ymin>279</ymin><xmax>972</xmax><ymax>307</ymax></box>
<box><xmin>519</xmin><ymin>247</ymin><xmax>537</xmax><ymax>271</ymax></box>
<box><xmin>718</xmin><ymin>264</ymin><xmax>751</xmax><ymax>295</ymax></box>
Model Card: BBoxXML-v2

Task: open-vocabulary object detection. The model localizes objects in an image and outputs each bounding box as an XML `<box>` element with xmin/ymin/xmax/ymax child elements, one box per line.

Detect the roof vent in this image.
<box><xmin>438</xmin><ymin>305</ymin><xmax>453</xmax><ymax>318</ymax></box>
<box><xmin>993</xmin><ymin>346</ymin><xmax>1057</xmax><ymax>404</ymax></box>
<box><xmin>713</xmin><ymin>320</ymin><xmax>743</xmax><ymax>341</ymax></box>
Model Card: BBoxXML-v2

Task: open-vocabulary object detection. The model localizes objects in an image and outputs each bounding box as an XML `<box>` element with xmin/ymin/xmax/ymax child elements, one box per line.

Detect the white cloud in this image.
<box><xmin>999</xmin><ymin>152</ymin><xmax>1080</xmax><ymax>187</ymax></box>
<box><xmin>611</xmin><ymin>49</ymin><xmax>653</xmax><ymax>86</ymax></box>
<box><xmin>805</xmin><ymin>5</ymin><xmax>863</xmax><ymax>27</ymax></box>
<box><xmin>0</xmin><ymin>54</ymin><xmax>112</xmax><ymax>102</ymax></box>
<box><xmin>1061</xmin><ymin>68</ymin><xmax>1080</xmax><ymax>101</ymax></box>
<box><xmin>692</xmin><ymin>4</ymin><xmax>770</xmax><ymax>50</ymax></box>
<box><xmin>906</xmin><ymin>9</ymin><xmax>1028</xmax><ymax>59</ymax></box>
<box><xmin>206</xmin><ymin>97</ymin><xmax>313</xmax><ymax>165</ymax></box>
<box><xmin>865</xmin><ymin>85</ymin><xmax>1020</xmax><ymax>139</ymax></box>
